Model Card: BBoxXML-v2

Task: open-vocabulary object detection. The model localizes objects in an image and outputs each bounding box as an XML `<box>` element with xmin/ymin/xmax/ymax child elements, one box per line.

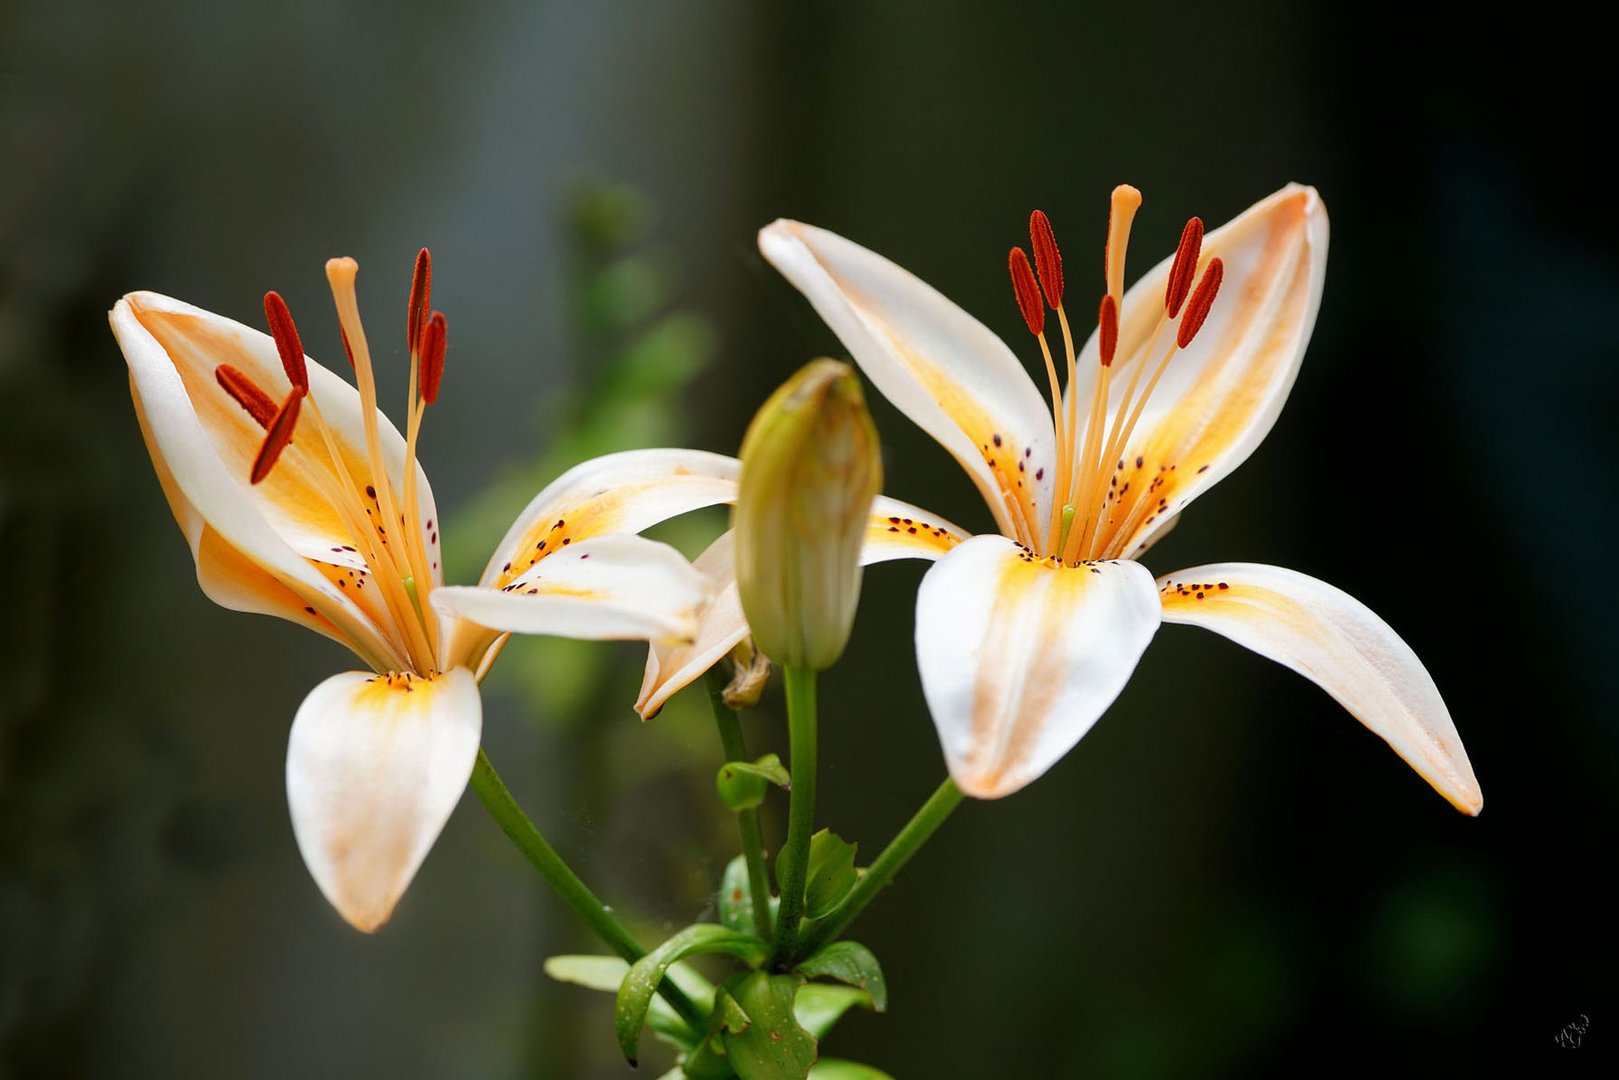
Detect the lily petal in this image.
<box><xmin>759</xmin><ymin>221</ymin><xmax>1056</xmax><ymax>542</ymax></box>
<box><xmin>1157</xmin><ymin>563</ymin><xmax>1480</xmax><ymax>814</ymax></box>
<box><xmin>480</xmin><ymin>448</ymin><xmax>740</xmax><ymax>588</ymax></box>
<box><xmin>915</xmin><ymin>536</ymin><xmax>1161</xmax><ymax>798</ymax></box>
<box><xmin>434</xmin><ymin>533</ymin><xmax>710</xmax><ymax>647</ymax></box>
<box><xmin>286</xmin><ymin>666</ymin><xmax>482</xmax><ymax>932</ymax></box>
<box><xmin>636</xmin><ymin>496</ymin><xmax>967</xmax><ymax>719</ymax></box>
<box><xmin>114</xmin><ymin>296</ymin><xmax>410</xmax><ymax>670</ymax></box>
<box><xmin>1078</xmin><ymin>185</ymin><xmax>1329</xmax><ymax>558</ymax></box>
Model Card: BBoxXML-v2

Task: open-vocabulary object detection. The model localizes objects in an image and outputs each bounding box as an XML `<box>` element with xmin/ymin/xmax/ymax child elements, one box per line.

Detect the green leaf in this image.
<box><xmin>792</xmin><ymin>942</ymin><xmax>888</xmax><ymax>1012</ymax></box>
<box><xmin>719</xmin><ymin>856</ymin><xmax>779</xmax><ymax>936</ymax></box>
<box><xmin>719</xmin><ymin>972</ymin><xmax>818</xmax><ymax>1080</ymax></box>
<box><xmin>545</xmin><ymin>954</ymin><xmax>717</xmax><ymax>1052</ymax></box>
<box><xmin>808</xmin><ymin>1062</ymin><xmax>895</xmax><ymax>1080</ymax></box>
<box><xmin>802</xmin><ymin>830</ymin><xmax>858</xmax><ymax>920</ymax></box>
<box><xmin>716</xmin><ymin>753</ymin><xmax>790</xmax><ymax>811</ymax></box>
<box><xmin>792</xmin><ymin>984</ymin><xmax>872</xmax><ymax>1040</ymax></box>
<box><xmin>616</xmin><ymin>925</ymin><xmax>769</xmax><ymax>1064</ymax></box>
<box><xmin>543</xmin><ymin>954</ymin><xmax>630</xmax><ymax>993</ymax></box>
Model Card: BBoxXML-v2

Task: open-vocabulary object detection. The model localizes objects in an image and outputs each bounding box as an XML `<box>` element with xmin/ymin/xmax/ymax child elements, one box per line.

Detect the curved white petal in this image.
<box><xmin>434</xmin><ymin>533</ymin><xmax>709</xmax><ymax>647</ymax></box>
<box><xmin>916</xmin><ymin>535</ymin><xmax>1161</xmax><ymax>798</ymax></box>
<box><xmin>636</xmin><ymin>495</ymin><xmax>967</xmax><ymax>719</ymax></box>
<box><xmin>114</xmin><ymin>297</ymin><xmax>407</xmax><ymax>670</ymax></box>
<box><xmin>286</xmin><ymin>666</ymin><xmax>482</xmax><ymax>932</ymax></box>
<box><xmin>480</xmin><ymin>448</ymin><xmax>739</xmax><ymax>588</ymax></box>
<box><xmin>1066</xmin><ymin>185</ymin><xmax>1329</xmax><ymax>558</ymax></box>
<box><xmin>760</xmin><ymin>220</ymin><xmax>1056</xmax><ymax>541</ymax></box>
<box><xmin>1157</xmin><ymin>563</ymin><xmax>1480</xmax><ymax>814</ymax></box>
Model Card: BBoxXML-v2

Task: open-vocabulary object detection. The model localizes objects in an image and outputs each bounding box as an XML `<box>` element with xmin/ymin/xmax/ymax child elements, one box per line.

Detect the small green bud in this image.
<box><xmin>734</xmin><ymin>359</ymin><xmax>883</xmax><ymax>670</ymax></box>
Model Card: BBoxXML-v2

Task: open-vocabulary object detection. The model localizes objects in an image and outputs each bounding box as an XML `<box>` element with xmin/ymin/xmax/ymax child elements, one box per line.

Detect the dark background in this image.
<box><xmin>3</xmin><ymin>2</ymin><xmax>1614</xmax><ymax>1077</ymax></box>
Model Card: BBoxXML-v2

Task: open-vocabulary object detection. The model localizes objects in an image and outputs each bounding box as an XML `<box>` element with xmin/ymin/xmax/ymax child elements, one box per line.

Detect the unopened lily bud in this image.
<box><xmin>734</xmin><ymin>359</ymin><xmax>883</xmax><ymax>670</ymax></box>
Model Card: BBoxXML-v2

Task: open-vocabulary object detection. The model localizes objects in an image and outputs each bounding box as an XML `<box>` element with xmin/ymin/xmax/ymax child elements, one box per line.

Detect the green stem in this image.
<box><xmin>470</xmin><ymin>748</ymin><xmax>707</xmax><ymax>1033</ymax></box>
<box><xmin>770</xmin><ymin>665</ymin><xmax>818</xmax><ymax>963</ymax></box>
<box><xmin>705</xmin><ymin>670</ymin><xmax>774</xmax><ymax>941</ymax></box>
<box><xmin>795</xmin><ymin>776</ymin><xmax>964</xmax><ymax>959</ymax></box>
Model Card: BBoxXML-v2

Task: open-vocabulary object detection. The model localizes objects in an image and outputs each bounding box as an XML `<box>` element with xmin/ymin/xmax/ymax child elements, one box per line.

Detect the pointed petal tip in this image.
<box><xmin>1443</xmin><ymin>779</ymin><xmax>1483</xmax><ymax>817</ymax></box>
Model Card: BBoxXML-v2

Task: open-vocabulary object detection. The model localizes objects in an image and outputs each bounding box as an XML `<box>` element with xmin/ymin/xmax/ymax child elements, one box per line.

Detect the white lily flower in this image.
<box><xmin>746</xmin><ymin>184</ymin><xmax>1480</xmax><ymax>812</ymax></box>
<box><xmin>111</xmin><ymin>251</ymin><xmax>738</xmax><ymax>930</ymax></box>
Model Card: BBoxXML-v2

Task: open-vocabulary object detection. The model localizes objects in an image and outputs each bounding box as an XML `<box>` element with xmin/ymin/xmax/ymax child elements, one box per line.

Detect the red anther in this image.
<box><xmin>1029</xmin><ymin>210</ymin><xmax>1063</xmax><ymax>309</ymax></box>
<box><xmin>216</xmin><ymin>364</ymin><xmax>278</xmax><ymax>428</ymax></box>
<box><xmin>419</xmin><ymin>311</ymin><xmax>446</xmax><ymax>404</ymax></box>
<box><xmin>1098</xmin><ymin>294</ymin><xmax>1119</xmax><ymax>367</ymax></box>
<box><xmin>251</xmin><ymin>390</ymin><xmax>303</xmax><ymax>484</ymax></box>
<box><xmin>1164</xmin><ymin>217</ymin><xmax>1204</xmax><ymax>318</ymax></box>
<box><xmin>1009</xmin><ymin>248</ymin><xmax>1045</xmax><ymax>335</ymax></box>
<box><xmin>263</xmin><ymin>292</ymin><xmax>308</xmax><ymax>394</ymax></box>
<box><xmin>407</xmin><ymin>247</ymin><xmax>432</xmax><ymax>354</ymax></box>
<box><xmin>1176</xmin><ymin>258</ymin><xmax>1224</xmax><ymax>349</ymax></box>
<box><xmin>339</xmin><ymin>325</ymin><xmax>355</xmax><ymax>369</ymax></box>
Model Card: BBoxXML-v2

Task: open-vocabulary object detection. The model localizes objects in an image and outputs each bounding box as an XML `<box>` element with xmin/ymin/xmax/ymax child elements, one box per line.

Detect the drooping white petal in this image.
<box><xmin>915</xmin><ymin>535</ymin><xmax>1161</xmax><ymax>798</ymax></box>
<box><xmin>480</xmin><ymin>448</ymin><xmax>739</xmax><ymax>587</ymax></box>
<box><xmin>434</xmin><ymin>533</ymin><xmax>710</xmax><ymax>647</ymax></box>
<box><xmin>636</xmin><ymin>496</ymin><xmax>968</xmax><ymax>719</ymax></box>
<box><xmin>286</xmin><ymin>666</ymin><xmax>482</xmax><ymax>932</ymax></box>
<box><xmin>1157</xmin><ymin>563</ymin><xmax>1480</xmax><ymax>814</ymax></box>
<box><xmin>114</xmin><ymin>298</ymin><xmax>405</xmax><ymax>670</ymax></box>
<box><xmin>1067</xmin><ymin>185</ymin><xmax>1329</xmax><ymax>559</ymax></box>
<box><xmin>759</xmin><ymin>221</ymin><xmax>1056</xmax><ymax>542</ymax></box>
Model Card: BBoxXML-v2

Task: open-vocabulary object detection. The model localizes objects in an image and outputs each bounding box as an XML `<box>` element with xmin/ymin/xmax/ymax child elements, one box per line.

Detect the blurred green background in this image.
<box><xmin>2</xmin><ymin>2</ymin><xmax>1614</xmax><ymax>1076</ymax></box>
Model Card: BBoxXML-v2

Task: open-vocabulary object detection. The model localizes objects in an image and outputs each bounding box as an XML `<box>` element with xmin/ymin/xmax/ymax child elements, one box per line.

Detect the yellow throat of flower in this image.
<box><xmin>214</xmin><ymin>250</ymin><xmax>449</xmax><ymax>675</ymax></box>
<box><xmin>1004</xmin><ymin>185</ymin><xmax>1225</xmax><ymax>565</ymax></box>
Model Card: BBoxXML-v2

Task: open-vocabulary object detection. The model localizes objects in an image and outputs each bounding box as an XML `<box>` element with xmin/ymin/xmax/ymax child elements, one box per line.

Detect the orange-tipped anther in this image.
<box><xmin>263</xmin><ymin>292</ymin><xmax>308</xmax><ymax>394</ymax></box>
<box><xmin>407</xmin><ymin>247</ymin><xmax>432</xmax><ymax>353</ymax></box>
<box><xmin>1176</xmin><ymin>258</ymin><xmax>1224</xmax><ymax>349</ymax></box>
<box><xmin>1029</xmin><ymin>210</ymin><xmax>1063</xmax><ymax>309</ymax></box>
<box><xmin>251</xmin><ymin>390</ymin><xmax>303</xmax><ymax>484</ymax></box>
<box><xmin>216</xmin><ymin>364</ymin><xmax>277</xmax><ymax>428</ymax></box>
<box><xmin>1009</xmin><ymin>248</ymin><xmax>1045</xmax><ymax>335</ymax></box>
<box><xmin>1098</xmin><ymin>294</ymin><xmax>1119</xmax><ymax>367</ymax></box>
<box><xmin>1165</xmin><ymin>217</ymin><xmax>1204</xmax><ymax>318</ymax></box>
<box><xmin>419</xmin><ymin>311</ymin><xmax>446</xmax><ymax>404</ymax></box>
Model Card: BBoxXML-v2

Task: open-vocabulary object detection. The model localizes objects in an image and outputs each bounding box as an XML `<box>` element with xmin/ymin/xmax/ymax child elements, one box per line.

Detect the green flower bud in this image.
<box><xmin>734</xmin><ymin>359</ymin><xmax>883</xmax><ymax>670</ymax></box>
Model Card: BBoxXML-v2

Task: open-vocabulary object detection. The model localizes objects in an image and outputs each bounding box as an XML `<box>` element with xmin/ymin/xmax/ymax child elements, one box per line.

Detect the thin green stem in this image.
<box><xmin>795</xmin><ymin>776</ymin><xmax>964</xmax><ymax>959</ymax></box>
<box><xmin>770</xmin><ymin>665</ymin><xmax>818</xmax><ymax>964</ymax></box>
<box><xmin>470</xmin><ymin>748</ymin><xmax>707</xmax><ymax>1033</ymax></box>
<box><xmin>705</xmin><ymin>670</ymin><xmax>774</xmax><ymax>941</ymax></box>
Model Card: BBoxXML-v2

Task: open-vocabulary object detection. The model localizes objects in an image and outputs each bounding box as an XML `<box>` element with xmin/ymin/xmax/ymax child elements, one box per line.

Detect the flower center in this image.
<box><xmin>213</xmin><ymin>250</ymin><xmax>450</xmax><ymax>674</ymax></box>
<box><xmin>1007</xmin><ymin>186</ymin><xmax>1224</xmax><ymax>564</ymax></box>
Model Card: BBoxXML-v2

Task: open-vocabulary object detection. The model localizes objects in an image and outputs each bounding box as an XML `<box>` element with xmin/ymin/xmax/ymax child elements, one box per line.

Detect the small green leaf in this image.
<box><xmin>719</xmin><ymin>856</ymin><xmax>779</xmax><ymax>936</ymax></box>
<box><xmin>792</xmin><ymin>942</ymin><xmax>887</xmax><ymax>1012</ymax></box>
<box><xmin>720</xmin><ymin>972</ymin><xmax>817</xmax><ymax>1080</ymax></box>
<box><xmin>716</xmin><ymin>754</ymin><xmax>791</xmax><ymax>811</ymax></box>
<box><xmin>679</xmin><ymin>1037</ymin><xmax>736</xmax><ymax>1080</ymax></box>
<box><xmin>616</xmin><ymin>926</ymin><xmax>769</xmax><ymax>1064</ymax></box>
<box><xmin>808</xmin><ymin>1062</ymin><xmax>895</xmax><ymax>1080</ymax></box>
<box><xmin>545</xmin><ymin>954</ymin><xmax>716</xmax><ymax>1052</ymax></box>
<box><xmin>792</xmin><ymin>984</ymin><xmax>871</xmax><ymax>1040</ymax></box>
<box><xmin>544</xmin><ymin>954</ymin><xmax>629</xmax><ymax>993</ymax></box>
<box><xmin>802</xmin><ymin>830</ymin><xmax>858</xmax><ymax>919</ymax></box>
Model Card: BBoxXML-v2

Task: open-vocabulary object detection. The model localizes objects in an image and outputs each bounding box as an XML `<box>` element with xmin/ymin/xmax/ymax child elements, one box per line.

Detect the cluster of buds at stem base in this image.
<box><xmin>734</xmin><ymin>359</ymin><xmax>883</xmax><ymax>671</ymax></box>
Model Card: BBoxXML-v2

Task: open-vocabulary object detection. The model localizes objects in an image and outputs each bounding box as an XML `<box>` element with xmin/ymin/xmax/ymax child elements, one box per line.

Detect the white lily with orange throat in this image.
<box><xmin>111</xmin><ymin>251</ymin><xmax>740</xmax><ymax>931</ymax></box>
<box><xmin>753</xmin><ymin>183</ymin><xmax>1481</xmax><ymax>812</ymax></box>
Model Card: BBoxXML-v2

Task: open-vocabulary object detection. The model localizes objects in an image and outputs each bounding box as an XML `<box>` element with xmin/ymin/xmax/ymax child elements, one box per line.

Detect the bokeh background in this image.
<box><xmin>3</xmin><ymin>2</ymin><xmax>1614</xmax><ymax>1076</ymax></box>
